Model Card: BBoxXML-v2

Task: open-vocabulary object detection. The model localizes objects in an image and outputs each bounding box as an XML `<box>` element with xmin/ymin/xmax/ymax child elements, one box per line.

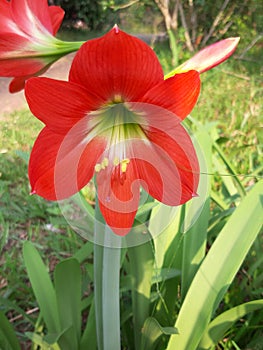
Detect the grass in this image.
<box><xmin>0</xmin><ymin>111</ymin><xmax>85</xmax><ymax>345</ymax></box>
<box><xmin>0</xmin><ymin>32</ymin><xmax>262</xmax><ymax>349</ymax></box>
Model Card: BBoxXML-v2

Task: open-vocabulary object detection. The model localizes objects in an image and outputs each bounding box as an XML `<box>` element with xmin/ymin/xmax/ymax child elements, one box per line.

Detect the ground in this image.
<box><xmin>0</xmin><ymin>53</ymin><xmax>75</xmax><ymax>116</ymax></box>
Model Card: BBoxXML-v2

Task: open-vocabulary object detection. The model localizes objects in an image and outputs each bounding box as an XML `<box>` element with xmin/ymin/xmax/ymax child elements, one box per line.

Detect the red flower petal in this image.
<box><xmin>0</xmin><ymin>1</ymin><xmax>11</xmax><ymax>29</ymax></box>
<box><xmin>69</xmin><ymin>27</ymin><xmax>164</xmax><ymax>101</ymax></box>
<box><xmin>0</xmin><ymin>57</ymin><xmax>46</xmax><ymax>77</ymax></box>
<box><xmin>29</xmin><ymin>126</ymin><xmax>106</xmax><ymax>200</ymax></box>
<box><xmin>0</xmin><ymin>32</ymin><xmax>29</xmax><ymax>55</ymax></box>
<box><xmin>97</xmin><ymin>160</ymin><xmax>140</xmax><ymax>236</ymax></box>
<box><xmin>127</xmin><ymin>125</ymin><xmax>199</xmax><ymax>206</ymax></box>
<box><xmin>25</xmin><ymin>77</ymin><xmax>103</xmax><ymax>132</ymax></box>
<box><xmin>140</xmin><ymin>70</ymin><xmax>200</xmax><ymax>120</ymax></box>
<box><xmin>11</xmin><ymin>0</ymin><xmax>54</xmax><ymax>35</ymax></box>
<box><xmin>48</xmin><ymin>6</ymin><xmax>65</xmax><ymax>35</ymax></box>
<box><xmin>9</xmin><ymin>64</ymin><xmax>53</xmax><ymax>92</ymax></box>
<box><xmin>0</xmin><ymin>33</ymin><xmax>50</xmax><ymax>77</ymax></box>
<box><xmin>9</xmin><ymin>76</ymin><xmax>28</xmax><ymax>93</ymax></box>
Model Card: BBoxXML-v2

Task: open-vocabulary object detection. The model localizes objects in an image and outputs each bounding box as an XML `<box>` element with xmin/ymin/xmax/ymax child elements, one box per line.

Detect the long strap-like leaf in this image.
<box><xmin>166</xmin><ymin>180</ymin><xmax>263</xmax><ymax>350</ymax></box>
<box><xmin>23</xmin><ymin>241</ymin><xmax>60</xmax><ymax>335</ymax></box>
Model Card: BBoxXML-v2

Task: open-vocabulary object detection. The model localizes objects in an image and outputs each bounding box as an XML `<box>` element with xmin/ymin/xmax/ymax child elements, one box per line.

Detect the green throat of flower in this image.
<box><xmin>90</xmin><ymin>102</ymin><xmax>148</xmax><ymax>175</ymax></box>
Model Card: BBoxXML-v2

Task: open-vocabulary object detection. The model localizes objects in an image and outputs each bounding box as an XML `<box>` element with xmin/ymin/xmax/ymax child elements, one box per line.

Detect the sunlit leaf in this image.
<box><xmin>141</xmin><ymin>317</ymin><xmax>178</xmax><ymax>350</ymax></box>
<box><xmin>25</xmin><ymin>332</ymin><xmax>60</xmax><ymax>350</ymax></box>
<box><xmin>198</xmin><ymin>299</ymin><xmax>263</xmax><ymax>349</ymax></box>
<box><xmin>166</xmin><ymin>180</ymin><xmax>263</xmax><ymax>350</ymax></box>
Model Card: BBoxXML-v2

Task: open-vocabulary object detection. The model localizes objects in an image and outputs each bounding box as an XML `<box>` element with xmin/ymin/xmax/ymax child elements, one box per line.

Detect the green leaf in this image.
<box><xmin>181</xmin><ymin>128</ymin><xmax>212</xmax><ymax>298</ymax></box>
<box><xmin>213</xmin><ymin>141</ymin><xmax>246</xmax><ymax>198</ymax></box>
<box><xmin>141</xmin><ymin>317</ymin><xmax>178</xmax><ymax>350</ymax></box>
<box><xmin>23</xmin><ymin>241</ymin><xmax>60</xmax><ymax>334</ymax></box>
<box><xmin>0</xmin><ymin>311</ymin><xmax>21</xmax><ymax>350</ymax></box>
<box><xmin>198</xmin><ymin>299</ymin><xmax>263</xmax><ymax>349</ymax></box>
<box><xmin>151</xmin><ymin>268</ymin><xmax>181</xmax><ymax>284</ymax></box>
<box><xmin>54</xmin><ymin>258</ymin><xmax>82</xmax><ymax>350</ymax></box>
<box><xmin>150</xmin><ymin>205</ymin><xmax>184</xmax><ymax>325</ymax></box>
<box><xmin>128</xmin><ymin>238</ymin><xmax>155</xmax><ymax>350</ymax></box>
<box><xmin>0</xmin><ymin>297</ymin><xmax>34</xmax><ymax>326</ymax></box>
<box><xmin>80</xmin><ymin>299</ymin><xmax>97</xmax><ymax>350</ymax></box>
<box><xmin>25</xmin><ymin>332</ymin><xmax>60</xmax><ymax>350</ymax></box>
<box><xmin>15</xmin><ymin>150</ymin><xmax>29</xmax><ymax>163</ymax></box>
<box><xmin>149</xmin><ymin>203</ymin><xmax>181</xmax><ymax>269</ymax></box>
<box><xmin>166</xmin><ymin>180</ymin><xmax>263</xmax><ymax>350</ymax></box>
<box><xmin>136</xmin><ymin>201</ymin><xmax>158</xmax><ymax>220</ymax></box>
<box><xmin>73</xmin><ymin>241</ymin><xmax>93</xmax><ymax>264</ymax></box>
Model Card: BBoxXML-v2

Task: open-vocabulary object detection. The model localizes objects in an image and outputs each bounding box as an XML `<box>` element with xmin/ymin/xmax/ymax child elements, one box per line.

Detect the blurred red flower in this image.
<box><xmin>0</xmin><ymin>0</ymin><xmax>79</xmax><ymax>92</ymax></box>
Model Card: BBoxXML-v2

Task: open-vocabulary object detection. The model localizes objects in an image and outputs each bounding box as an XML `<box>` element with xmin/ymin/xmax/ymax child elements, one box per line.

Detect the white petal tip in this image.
<box><xmin>114</xmin><ymin>24</ymin><xmax>119</xmax><ymax>34</ymax></box>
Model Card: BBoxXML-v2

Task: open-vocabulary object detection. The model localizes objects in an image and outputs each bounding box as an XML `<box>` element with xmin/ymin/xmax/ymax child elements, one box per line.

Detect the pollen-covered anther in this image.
<box><xmin>101</xmin><ymin>157</ymin><xmax>109</xmax><ymax>169</ymax></box>
<box><xmin>120</xmin><ymin>159</ymin><xmax>130</xmax><ymax>173</ymax></box>
<box><xmin>112</xmin><ymin>157</ymin><xmax>130</xmax><ymax>173</ymax></box>
<box><xmin>95</xmin><ymin>157</ymin><xmax>109</xmax><ymax>173</ymax></box>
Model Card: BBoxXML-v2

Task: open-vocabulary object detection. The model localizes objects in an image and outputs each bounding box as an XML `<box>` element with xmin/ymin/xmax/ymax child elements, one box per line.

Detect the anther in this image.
<box><xmin>95</xmin><ymin>157</ymin><xmax>109</xmax><ymax>173</ymax></box>
<box><xmin>120</xmin><ymin>159</ymin><xmax>130</xmax><ymax>173</ymax></box>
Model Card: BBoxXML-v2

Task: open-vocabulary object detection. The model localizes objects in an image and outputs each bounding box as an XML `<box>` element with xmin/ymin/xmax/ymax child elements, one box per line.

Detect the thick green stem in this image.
<box><xmin>94</xmin><ymin>199</ymin><xmax>121</xmax><ymax>350</ymax></box>
<box><xmin>102</xmin><ymin>230</ymin><xmax>121</xmax><ymax>350</ymax></box>
<box><xmin>94</xmin><ymin>243</ymin><xmax>104</xmax><ymax>350</ymax></box>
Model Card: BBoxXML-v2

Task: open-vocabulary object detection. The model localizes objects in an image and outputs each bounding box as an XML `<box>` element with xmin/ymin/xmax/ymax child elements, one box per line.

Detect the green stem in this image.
<box><xmin>102</xmin><ymin>229</ymin><xmax>121</xmax><ymax>350</ymax></box>
<box><xmin>167</xmin><ymin>29</ymin><xmax>178</xmax><ymax>67</ymax></box>
<box><xmin>94</xmin><ymin>199</ymin><xmax>121</xmax><ymax>350</ymax></box>
<box><xmin>27</xmin><ymin>40</ymin><xmax>85</xmax><ymax>58</ymax></box>
<box><xmin>94</xmin><ymin>242</ymin><xmax>104</xmax><ymax>350</ymax></box>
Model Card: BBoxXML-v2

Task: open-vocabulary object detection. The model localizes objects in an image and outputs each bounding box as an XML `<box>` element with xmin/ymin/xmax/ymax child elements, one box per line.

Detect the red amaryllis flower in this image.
<box><xmin>25</xmin><ymin>26</ymin><xmax>201</xmax><ymax>235</ymax></box>
<box><xmin>0</xmin><ymin>0</ymin><xmax>82</xmax><ymax>92</ymax></box>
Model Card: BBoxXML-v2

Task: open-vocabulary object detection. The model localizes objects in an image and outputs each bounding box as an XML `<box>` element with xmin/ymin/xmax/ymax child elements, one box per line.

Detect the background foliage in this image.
<box><xmin>50</xmin><ymin>0</ymin><xmax>262</xmax><ymax>45</ymax></box>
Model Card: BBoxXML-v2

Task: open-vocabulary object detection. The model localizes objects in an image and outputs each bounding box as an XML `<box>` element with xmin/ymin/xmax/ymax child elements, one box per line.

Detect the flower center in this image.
<box><xmin>92</xmin><ymin>102</ymin><xmax>148</xmax><ymax>178</ymax></box>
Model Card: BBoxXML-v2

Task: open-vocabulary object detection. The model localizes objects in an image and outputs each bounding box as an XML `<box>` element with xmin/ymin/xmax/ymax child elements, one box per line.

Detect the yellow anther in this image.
<box><xmin>120</xmin><ymin>159</ymin><xmax>130</xmax><ymax>173</ymax></box>
<box><xmin>95</xmin><ymin>157</ymin><xmax>109</xmax><ymax>172</ymax></box>
<box><xmin>101</xmin><ymin>157</ymin><xmax>109</xmax><ymax>169</ymax></box>
<box><xmin>95</xmin><ymin>164</ymin><xmax>101</xmax><ymax>173</ymax></box>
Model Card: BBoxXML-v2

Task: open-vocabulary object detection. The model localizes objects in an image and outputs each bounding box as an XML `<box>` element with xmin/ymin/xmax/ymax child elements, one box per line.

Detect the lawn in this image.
<box><xmin>0</xmin><ymin>31</ymin><xmax>262</xmax><ymax>349</ymax></box>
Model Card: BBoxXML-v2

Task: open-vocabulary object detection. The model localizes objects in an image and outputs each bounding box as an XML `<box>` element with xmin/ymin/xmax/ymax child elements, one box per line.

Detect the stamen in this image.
<box><xmin>120</xmin><ymin>159</ymin><xmax>130</xmax><ymax>173</ymax></box>
<box><xmin>95</xmin><ymin>164</ymin><xmax>101</xmax><ymax>173</ymax></box>
<box><xmin>95</xmin><ymin>157</ymin><xmax>109</xmax><ymax>173</ymax></box>
<box><xmin>101</xmin><ymin>157</ymin><xmax>109</xmax><ymax>169</ymax></box>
